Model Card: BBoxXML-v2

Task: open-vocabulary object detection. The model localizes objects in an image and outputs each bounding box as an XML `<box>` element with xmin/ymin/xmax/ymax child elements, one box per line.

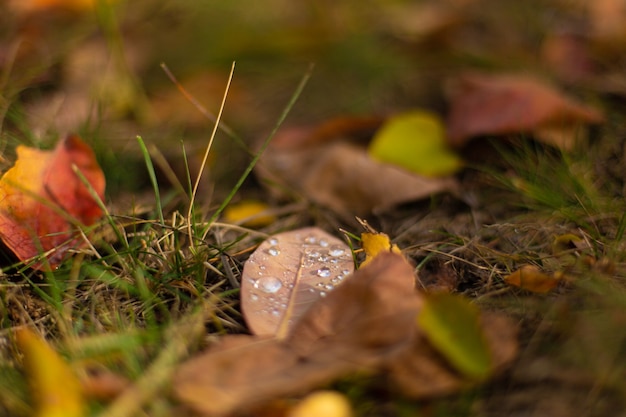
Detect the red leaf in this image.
<box><xmin>0</xmin><ymin>134</ymin><xmax>105</xmax><ymax>269</ymax></box>
<box><xmin>446</xmin><ymin>73</ymin><xmax>604</xmax><ymax>148</ymax></box>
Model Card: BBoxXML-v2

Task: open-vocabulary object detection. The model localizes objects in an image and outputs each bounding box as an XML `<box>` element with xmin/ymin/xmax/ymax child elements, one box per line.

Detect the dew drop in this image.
<box><xmin>309</xmin><ymin>288</ymin><xmax>316</xmax><ymax>293</ymax></box>
<box><xmin>331</xmin><ymin>277</ymin><xmax>340</xmax><ymax>284</ymax></box>
<box><xmin>304</xmin><ymin>235</ymin><xmax>317</xmax><ymax>244</ymax></box>
<box><xmin>329</xmin><ymin>245</ymin><xmax>346</xmax><ymax>257</ymax></box>
<box><xmin>268</xmin><ymin>237</ymin><xmax>279</xmax><ymax>246</ymax></box>
<box><xmin>319</xmin><ymin>239</ymin><xmax>329</xmax><ymax>247</ymax></box>
<box><xmin>342</xmin><ymin>269</ymin><xmax>351</xmax><ymax>276</ymax></box>
<box><xmin>317</xmin><ymin>255</ymin><xmax>329</xmax><ymax>262</ymax></box>
<box><xmin>319</xmin><ymin>291</ymin><xmax>327</xmax><ymax>298</ymax></box>
<box><xmin>255</xmin><ymin>276</ymin><xmax>282</xmax><ymax>293</ymax></box>
<box><xmin>250</xmin><ymin>293</ymin><xmax>259</xmax><ymax>301</ymax></box>
<box><xmin>317</xmin><ymin>267</ymin><xmax>331</xmax><ymax>277</ymax></box>
<box><xmin>324</xmin><ymin>284</ymin><xmax>334</xmax><ymax>291</ymax></box>
<box><xmin>271</xmin><ymin>309</ymin><xmax>281</xmax><ymax>317</ymax></box>
<box><xmin>267</xmin><ymin>246</ymin><xmax>280</xmax><ymax>256</ymax></box>
<box><xmin>306</xmin><ymin>249</ymin><xmax>321</xmax><ymax>258</ymax></box>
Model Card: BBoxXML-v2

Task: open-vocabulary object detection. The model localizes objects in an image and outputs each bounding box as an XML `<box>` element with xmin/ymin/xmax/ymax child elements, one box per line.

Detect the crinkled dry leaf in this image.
<box><xmin>241</xmin><ymin>227</ymin><xmax>354</xmax><ymax>338</ymax></box>
<box><xmin>256</xmin><ymin>118</ymin><xmax>459</xmax><ymax>217</ymax></box>
<box><xmin>0</xmin><ymin>135</ymin><xmax>105</xmax><ymax>269</ymax></box>
<box><xmin>258</xmin><ymin>141</ymin><xmax>458</xmax><ymax>217</ymax></box>
<box><xmin>16</xmin><ymin>328</ymin><xmax>85</xmax><ymax>417</ymax></box>
<box><xmin>504</xmin><ymin>264</ymin><xmax>561</xmax><ymax>293</ymax></box>
<box><xmin>446</xmin><ymin>72</ymin><xmax>604</xmax><ymax>149</ymax></box>
<box><xmin>175</xmin><ymin>253</ymin><xmax>420</xmax><ymax>416</ymax></box>
<box><xmin>286</xmin><ymin>252</ymin><xmax>420</xmax><ymax>361</ymax></box>
<box><xmin>175</xmin><ymin>253</ymin><xmax>518</xmax><ymax>416</ymax></box>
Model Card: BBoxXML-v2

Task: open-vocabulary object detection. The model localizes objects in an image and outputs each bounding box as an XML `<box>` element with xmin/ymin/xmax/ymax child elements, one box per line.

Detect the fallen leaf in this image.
<box><xmin>259</xmin><ymin>141</ymin><xmax>458</xmax><ymax>217</ymax></box>
<box><xmin>368</xmin><ymin>111</ymin><xmax>462</xmax><ymax>177</ymax></box>
<box><xmin>288</xmin><ymin>390</ymin><xmax>353</xmax><ymax>417</ymax></box>
<box><xmin>503</xmin><ymin>264</ymin><xmax>561</xmax><ymax>293</ymax></box>
<box><xmin>541</xmin><ymin>32</ymin><xmax>596</xmax><ymax>83</ymax></box>
<box><xmin>81</xmin><ymin>369</ymin><xmax>130</xmax><ymax>401</ymax></box>
<box><xmin>588</xmin><ymin>0</ymin><xmax>626</xmax><ymax>48</ymax></box>
<box><xmin>0</xmin><ymin>135</ymin><xmax>105</xmax><ymax>269</ymax></box>
<box><xmin>240</xmin><ymin>227</ymin><xmax>354</xmax><ymax>338</ymax></box>
<box><xmin>445</xmin><ymin>72</ymin><xmax>604</xmax><ymax>149</ymax></box>
<box><xmin>360</xmin><ymin>231</ymin><xmax>402</xmax><ymax>268</ymax></box>
<box><xmin>175</xmin><ymin>253</ymin><xmax>518</xmax><ymax>416</ymax></box>
<box><xmin>15</xmin><ymin>328</ymin><xmax>85</xmax><ymax>417</ymax></box>
<box><xmin>381</xmin><ymin>2</ymin><xmax>466</xmax><ymax>44</ymax></box>
<box><xmin>9</xmin><ymin>0</ymin><xmax>112</xmax><ymax>13</ymax></box>
<box><xmin>256</xmin><ymin>114</ymin><xmax>460</xmax><ymax>217</ymax></box>
<box><xmin>551</xmin><ymin>233</ymin><xmax>587</xmax><ymax>255</ymax></box>
<box><xmin>223</xmin><ymin>200</ymin><xmax>276</xmax><ymax>228</ymax></box>
<box><xmin>269</xmin><ymin>115</ymin><xmax>385</xmax><ymax>151</ymax></box>
<box><xmin>286</xmin><ymin>252</ymin><xmax>420</xmax><ymax>362</ymax></box>
<box><xmin>388</xmin><ymin>312</ymin><xmax>518</xmax><ymax>398</ymax></box>
<box><xmin>417</xmin><ymin>293</ymin><xmax>492</xmax><ymax>380</ymax></box>
<box><xmin>175</xmin><ymin>253</ymin><xmax>420</xmax><ymax>416</ymax></box>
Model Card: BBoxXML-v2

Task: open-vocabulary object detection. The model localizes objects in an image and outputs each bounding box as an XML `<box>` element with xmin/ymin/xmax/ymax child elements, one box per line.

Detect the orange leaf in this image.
<box><xmin>503</xmin><ymin>264</ymin><xmax>561</xmax><ymax>293</ymax></box>
<box><xmin>0</xmin><ymin>135</ymin><xmax>105</xmax><ymax>269</ymax></box>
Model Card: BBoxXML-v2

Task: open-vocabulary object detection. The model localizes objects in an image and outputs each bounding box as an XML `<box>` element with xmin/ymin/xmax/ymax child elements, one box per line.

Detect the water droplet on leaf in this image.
<box><xmin>317</xmin><ymin>267</ymin><xmax>331</xmax><ymax>277</ymax></box>
<box><xmin>255</xmin><ymin>276</ymin><xmax>282</xmax><ymax>293</ymax></box>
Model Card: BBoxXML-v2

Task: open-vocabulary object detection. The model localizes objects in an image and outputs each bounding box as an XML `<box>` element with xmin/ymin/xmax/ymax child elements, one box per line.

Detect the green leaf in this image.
<box><xmin>368</xmin><ymin>111</ymin><xmax>462</xmax><ymax>176</ymax></box>
<box><xmin>417</xmin><ymin>293</ymin><xmax>492</xmax><ymax>379</ymax></box>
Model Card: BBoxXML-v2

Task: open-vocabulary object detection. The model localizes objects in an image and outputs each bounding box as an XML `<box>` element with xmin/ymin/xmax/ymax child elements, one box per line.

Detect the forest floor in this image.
<box><xmin>1</xmin><ymin>1</ymin><xmax>625</xmax><ymax>416</ymax></box>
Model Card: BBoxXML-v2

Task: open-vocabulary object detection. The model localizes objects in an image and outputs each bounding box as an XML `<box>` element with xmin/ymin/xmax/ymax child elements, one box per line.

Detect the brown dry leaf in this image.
<box><xmin>175</xmin><ymin>253</ymin><xmax>420</xmax><ymax>416</ymax></box>
<box><xmin>175</xmin><ymin>253</ymin><xmax>518</xmax><ymax>415</ymax></box>
<box><xmin>286</xmin><ymin>252</ymin><xmax>420</xmax><ymax>361</ymax></box>
<box><xmin>445</xmin><ymin>72</ymin><xmax>604</xmax><ymax>149</ymax></box>
<box><xmin>504</xmin><ymin>264</ymin><xmax>561</xmax><ymax>293</ymax></box>
<box><xmin>258</xmin><ymin>141</ymin><xmax>459</xmax><ymax>217</ymax></box>
<box><xmin>240</xmin><ymin>227</ymin><xmax>354</xmax><ymax>338</ymax></box>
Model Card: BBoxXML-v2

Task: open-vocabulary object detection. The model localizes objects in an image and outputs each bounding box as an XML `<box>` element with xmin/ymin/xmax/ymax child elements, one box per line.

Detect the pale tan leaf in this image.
<box><xmin>241</xmin><ymin>227</ymin><xmax>354</xmax><ymax>338</ymax></box>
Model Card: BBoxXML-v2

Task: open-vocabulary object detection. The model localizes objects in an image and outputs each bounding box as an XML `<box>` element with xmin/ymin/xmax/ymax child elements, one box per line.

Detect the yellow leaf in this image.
<box><xmin>223</xmin><ymin>200</ymin><xmax>276</xmax><ymax>228</ymax></box>
<box><xmin>16</xmin><ymin>328</ymin><xmax>85</xmax><ymax>417</ymax></box>
<box><xmin>417</xmin><ymin>293</ymin><xmax>492</xmax><ymax>380</ymax></box>
<box><xmin>368</xmin><ymin>110</ymin><xmax>462</xmax><ymax>177</ymax></box>
<box><xmin>360</xmin><ymin>231</ymin><xmax>402</xmax><ymax>268</ymax></box>
<box><xmin>288</xmin><ymin>391</ymin><xmax>353</xmax><ymax>417</ymax></box>
<box><xmin>504</xmin><ymin>264</ymin><xmax>561</xmax><ymax>293</ymax></box>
